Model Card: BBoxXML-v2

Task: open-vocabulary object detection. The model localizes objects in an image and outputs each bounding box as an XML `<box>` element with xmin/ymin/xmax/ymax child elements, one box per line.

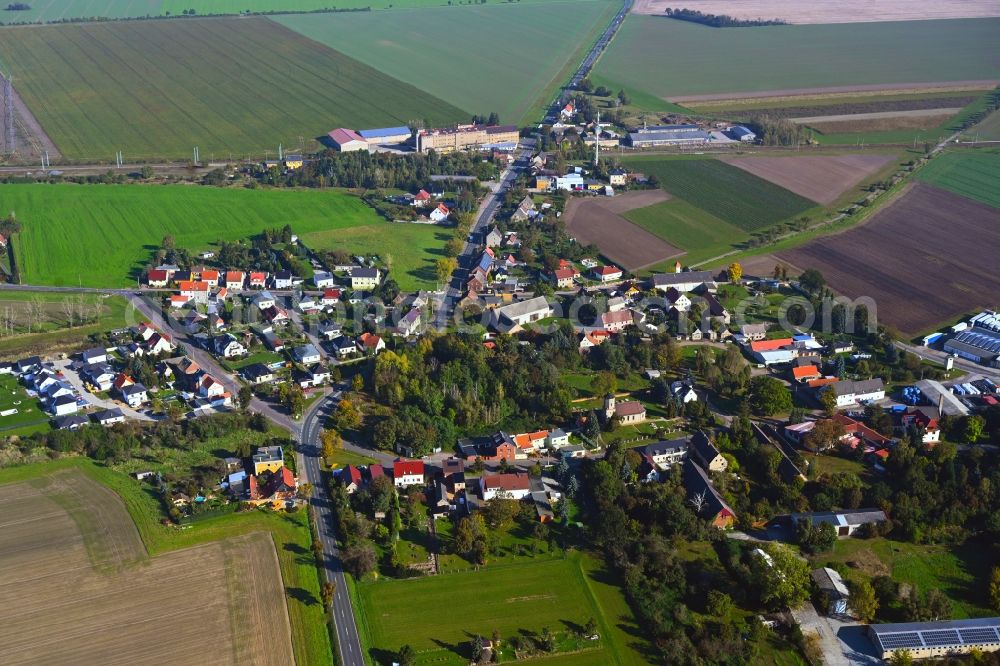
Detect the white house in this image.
<box><xmin>51</xmin><ymin>395</ymin><xmax>79</xmax><ymax>416</ymax></box>
<box><xmin>554</xmin><ymin>173</ymin><xmax>584</xmax><ymax>191</ymax></box>
<box><xmin>212</xmin><ymin>334</ymin><xmax>246</xmax><ymax>359</ymax></box>
<box><xmin>291</xmin><ymin>344</ymin><xmax>321</xmax><ymax>366</ymax></box>
<box><xmin>823</xmin><ymin>378</ymin><xmax>886</xmax><ymax>408</ymax></box>
<box><xmin>491</xmin><ymin>296</ymin><xmax>552</xmax><ymax>334</ymax></box>
<box><xmin>350</xmin><ymin>267</ymin><xmax>381</xmax><ymax>290</ymax></box>
<box><xmin>547</xmin><ymin>429</ymin><xmax>569</xmax><ymax>449</ymax></box>
<box><xmin>392</xmin><ymin>459</ymin><xmax>425</xmax><ymax>488</ymax></box>
<box><xmin>120</xmin><ymin>383</ymin><xmax>148</xmax><ymax>408</ymax></box>
<box><xmin>640</xmin><ymin>438</ymin><xmax>689</xmax><ymax>469</ymax></box>
<box><xmin>671</xmin><ymin>380</ymin><xmax>698</xmax><ymax>405</ymax></box>
<box><xmin>199</xmin><ymin>374</ymin><xmax>227</xmax><ymax>399</ymax></box>
<box><xmin>429</xmin><ymin>203</ymin><xmax>450</xmax><ymax>223</ymax></box>
<box><xmin>253</xmin><ymin>292</ymin><xmax>277</xmax><ymax>311</ymax></box>
<box><xmin>395</xmin><ymin>308</ymin><xmax>422</xmax><ymax>337</ymax></box>
<box><xmin>313</xmin><ymin>271</ymin><xmax>335</xmax><ymax>289</ymax></box>
<box><xmin>479</xmin><ymin>473</ymin><xmax>531</xmax><ymax>500</ymax></box>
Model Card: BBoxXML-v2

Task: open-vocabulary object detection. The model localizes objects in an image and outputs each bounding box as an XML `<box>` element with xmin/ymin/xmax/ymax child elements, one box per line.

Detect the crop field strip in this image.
<box><xmin>4</xmin><ymin>183</ymin><xmax>389</xmax><ymax>287</ymax></box>
<box><xmin>915</xmin><ymin>149</ymin><xmax>1000</xmax><ymax>208</ymax></box>
<box><xmin>778</xmin><ymin>183</ymin><xmax>1000</xmax><ymax>335</ymax></box>
<box><xmin>630</xmin><ymin>0</ymin><xmax>1000</xmax><ymax>23</ymax></box>
<box><xmin>0</xmin><ymin>17</ymin><xmax>466</xmax><ymax>159</ymax></box>
<box><xmin>721</xmin><ymin>154</ymin><xmax>897</xmax><ymax>205</ymax></box>
<box><xmin>0</xmin><ymin>470</ymin><xmax>293</xmax><ymax>666</ymax></box>
<box><xmin>276</xmin><ymin>0</ymin><xmax>617</xmax><ymax>126</ymax></box>
<box><xmin>623</xmin><ymin>157</ymin><xmax>817</xmax><ymax>231</ymax></box>
<box><xmin>593</xmin><ymin>16</ymin><xmax>1000</xmax><ymax>103</ymax></box>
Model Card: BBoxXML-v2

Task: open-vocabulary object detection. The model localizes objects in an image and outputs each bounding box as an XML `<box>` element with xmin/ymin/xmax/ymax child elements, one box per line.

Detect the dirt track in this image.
<box><xmin>0</xmin><ymin>72</ymin><xmax>61</xmax><ymax>162</ymax></box>
<box><xmin>723</xmin><ymin>154</ymin><xmax>895</xmax><ymax>205</ymax></box>
<box><xmin>669</xmin><ymin>80</ymin><xmax>1000</xmax><ymax>104</ymax></box>
<box><xmin>631</xmin><ymin>0</ymin><xmax>1000</xmax><ymax>24</ymax></box>
<box><xmin>563</xmin><ymin>190</ymin><xmax>682</xmax><ymax>271</ymax></box>
<box><xmin>778</xmin><ymin>183</ymin><xmax>1000</xmax><ymax>335</ymax></box>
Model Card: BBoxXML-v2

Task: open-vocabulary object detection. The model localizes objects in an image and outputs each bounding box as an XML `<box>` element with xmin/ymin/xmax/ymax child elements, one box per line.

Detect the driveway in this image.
<box><xmin>791</xmin><ymin>603</ymin><xmax>879</xmax><ymax>666</ymax></box>
<box><xmin>52</xmin><ymin>359</ymin><xmax>152</xmax><ymax>420</ymax></box>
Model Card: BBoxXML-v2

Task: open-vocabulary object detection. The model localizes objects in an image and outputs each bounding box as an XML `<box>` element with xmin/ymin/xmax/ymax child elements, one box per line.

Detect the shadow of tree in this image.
<box><xmin>285</xmin><ymin>586</ymin><xmax>318</xmax><ymax>606</ymax></box>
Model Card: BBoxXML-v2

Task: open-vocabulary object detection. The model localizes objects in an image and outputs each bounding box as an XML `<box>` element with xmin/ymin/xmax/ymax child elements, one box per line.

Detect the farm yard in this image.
<box><xmin>915</xmin><ymin>149</ymin><xmax>1000</xmax><ymax>208</ymax></box>
<box><xmin>301</xmin><ymin>222</ymin><xmax>451</xmax><ymax>292</ymax></box>
<box><xmin>778</xmin><ymin>182</ymin><xmax>1000</xmax><ymax>335</ymax></box>
<box><xmin>623</xmin><ymin>157</ymin><xmax>817</xmax><ymax>230</ymax></box>
<box><xmin>630</xmin><ymin>0</ymin><xmax>1000</xmax><ymax>24</ymax></box>
<box><xmin>0</xmin><ymin>17</ymin><xmax>465</xmax><ymax>160</ymax></box>
<box><xmin>562</xmin><ymin>190</ymin><xmax>681</xmax><ymax>271</ymax></box>
<box><xmin>721</xmin><ymin>154</ymin><xmax>897</xmax><ymax>205</ymax></box>
<box><xmin>0</xmin><ymin>467</ymin><xmax>295</xmax><ymax>665</ymax></box>
<box><xmin>275</xmin><ymin>0</ymin><xmax>617</xmax><ymax>126</ymax></box>
<box><xmin>4</xmin><ymin>184</ymin><xmax>383</xmax><ymax>287</ymax></box>
<box><xmin>593</xmin><ymin>16</ymin><xmax>1000</xmax><ymax>103</ymax></box>
<box><xmin>355</xmin><ymin>553</ymin><xmax>649</xmax><ymax>666</ymax></box>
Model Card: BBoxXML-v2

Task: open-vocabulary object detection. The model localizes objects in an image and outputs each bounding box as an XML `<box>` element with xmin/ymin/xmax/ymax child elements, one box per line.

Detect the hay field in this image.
<box><xmin>593</xmin><ymin>16</ymin><xmax>1000</xmax><ymax>102</ymax></box>
<box><xmin>275</xmin><ymin>0</ymin><xmax>617</xmax><ymax>125</ymax></box>
<box><xmin>722</xmin><ymin>154</ymin><xmax>896</xmax><ymax>204</ymax></box>
<box><xmin>630</xmin><ymin>0</ymin><xmax>1000</xmax><ymax>24</ymax></box>
<box><xmin>0</xmin><ymin>17</ymin><xmax>465</xmax><ymax>160</ymax></box>
<box><xmin>0</xmin><ymin>469</ymin><xmax>293</xmax><ymax>666</ymax></box>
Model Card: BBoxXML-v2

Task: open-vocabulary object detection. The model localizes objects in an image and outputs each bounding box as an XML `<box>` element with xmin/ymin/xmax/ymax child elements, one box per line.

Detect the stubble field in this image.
<box><xmin>721</xmin><ymin>154</ymin><xmax>896</xmax><ymax>205</ymax></box>
<box><xmin>0</xmin><ymin>468</ymin><xmax>293</xmax><ymax>665</ymax></box>
<box><xmin>0</xmin><ymin>17</ymin><xmax>465</xmax><ymax>159</ymax></box>
<box><xmin>778</xmin><ymin>183</ymin><xmax>1000</xmax><ymax>334</ymax></box>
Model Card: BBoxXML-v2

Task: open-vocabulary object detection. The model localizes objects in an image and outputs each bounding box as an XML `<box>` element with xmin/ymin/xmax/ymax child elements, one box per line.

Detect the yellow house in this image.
<box><xmin>283</xmin><ymin>154</ymin><xmax>304</xmax><ymax>170</ymax></box>
<box><xmin>252</xmin><ymin>445</ymin><xmax>284</xmax><ymax>475</ymax></box>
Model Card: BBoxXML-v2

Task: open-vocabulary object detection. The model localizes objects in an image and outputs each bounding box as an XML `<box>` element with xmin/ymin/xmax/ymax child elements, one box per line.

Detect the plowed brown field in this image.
<box><xmin>722</xmin><ymin>154</ymin><xmax>896</xmax><ymax>205</ymax></box>
<box><xmin>778</xmin><ymin>183</ymin><xmax>1000</xmax><ymax>334</ymax></box>
<box><xmin>0</xmin><ymin>470</ymin><xmax>293</xmax><ymax>666</ymax></box>
<box><xmin>563</xmin><ymin>190</ymin><xmax>683</xmax><ymax>271</ymax></box>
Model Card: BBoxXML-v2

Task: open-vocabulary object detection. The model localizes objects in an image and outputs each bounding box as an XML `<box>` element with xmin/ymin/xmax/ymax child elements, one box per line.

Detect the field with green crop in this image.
<box><xmin>276</xmin><ymin>0</ymin><xmax>616</xmax><ymax>125</ymax></box>
<box><xmin>5</xmin><ymin>183</ymin><xmax>384</xmax><ymax>287</ymax></box>
<box><xmin>970</xmin><ymin>109</ymin><xmax>1000</xmax><ymax>140</ymax></box>
<box><xmin>0</xmin><ymin>0</ymin><xmax>569</xmax><ymax>23</ymax></box>
<box><xmin>623</xmin><ymin>157</ymin><xmax>816</xmax><ymax>231</ymax></box>
<box><xmin>624</xmin><ymin>198</ymin><xmax>750</xmax><ymax>265</ymax></box>
<box><xmin>355</xmin><ymin>553</ymin><xmax>648</xmax><ymax>665</ymax></box>
<box><xmin>916</xmin><ymin>149</ymin><xmax>1000</xmax><ymax>207</ymax></box>
<box><xmin>593</xmin><ymin>16</ymin><xmax>1000</xmax><ymax>102</ymax></box>
<box><xmin>0</xmin><ymin>17</ymin><xmax>465</xmax><ymax>160</ymax></box>
<box><xmin>301</xmin><ymin>222</ymin><xmax>450</xmax><ymax>292</ymax></box>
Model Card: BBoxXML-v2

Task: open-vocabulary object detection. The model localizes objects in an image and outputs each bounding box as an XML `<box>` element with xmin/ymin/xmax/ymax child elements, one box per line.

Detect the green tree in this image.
<box><xmin>748</xmin><ymin>376</ymin><xmax>793</xmax><ymax>416</ymax></box>
<box><xmin>819</xmin><ymin>388</ymin><xmax>838</xmax><ymax>416</ymax></box>
<box><xmin>238</xmin><ymin>384</ymin><xmax>253</xmax><ymax>410</ymax></box>
<box><xmin>990</xmin><ymin>566</ymin><xmax>1000</xmax><ymax>612</ymax></box>
<box><xmin>799</xmin><ymin>268</ymin><xmax>825</xmax><ymax>295</ymax></box>
<box><xmin>398</xmin><ymin>644</ymin><xmax>416</xmax><ymax>666</ymax></box>
<box><xmin>752</xmin><ymin>543</ymin><xmax>810</xmax><ymax>609</ymax></box>
<box><xmin>352</xmin><ymin>373</ymin><xmax>364</xmax><ymax>393</ymax></box>
<box><xmin>590</xmin><ymin>371</ymin><xmax>617</xmax><ymax>397</ymax></box>
<box><xmin>849</xmin><ymin>579</ymin><xmax>879</xmax><ymax>623</ymax></box>
<box><xmin>963</xmin><ymin>415</ymin><xmax>985</xmax><ymax>444</ymax></box>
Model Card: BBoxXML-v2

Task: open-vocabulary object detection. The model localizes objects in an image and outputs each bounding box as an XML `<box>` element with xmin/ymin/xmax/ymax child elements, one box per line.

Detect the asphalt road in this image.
<box><xmin>299</xmin><ymin>392</ymin><xmax>367</xmax><ymax>666</ymax></box>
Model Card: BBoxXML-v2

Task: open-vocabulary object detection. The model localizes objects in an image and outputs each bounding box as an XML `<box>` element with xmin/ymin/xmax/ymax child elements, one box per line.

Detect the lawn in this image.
<box><xmin>0</xmin><ymin>457</ymin><xmax>333</xmax><ymax>665</ymax></box>
<box><xmin>5</xmin><ymin>183</ymin><xmax>382</xmax><ymax>286</ymax></box>
<box><xmin>355</xmin><ymin>552</ymin><xmax>645</xmax><ymax>665</ymax></box>
<box><xmin>815</xmin><ymin>537</ymin><xmax>995</xmax><ymax>619</ymax></box>
<box><xmin>915</xmin><ymin>149</ymin><xmax>1000</xmax><ymax>208</ymax></box>
<box><xmin>0</xmin><ymin>17</ymin><xmax>465</xmax><ymax>160</ymax></box>
<box><xmin>0</xmin><ymin>290</ymin><xmax>133</xmax><ymax>358</ymax></box>
<box><xmin>275</xmin><ymin>0</ymin><xmax>617</xmax><ymax>125</ymax></box>
<box><xmin>622</xmin><ymin>157</ymin><xmax>817</xmax><ymax>231</ymax></box>
<box><xmin>593</xmin><ymin>15</ymin><xmax>1000</xmax><ymax>102</ymax></box>
<box><xmin>301</xmin><ymin>222</ymin><xmax>450</xmax><ymax>292</ymax></box>
<box><xmin>624</xmin><ymin>197</ymin><xmax>750</xmax><ymax>265</ymax></box>
<box><xmin>0</xmin><ymin>373</ymin><xmax>47</xmax><ymax>433</ymax></box>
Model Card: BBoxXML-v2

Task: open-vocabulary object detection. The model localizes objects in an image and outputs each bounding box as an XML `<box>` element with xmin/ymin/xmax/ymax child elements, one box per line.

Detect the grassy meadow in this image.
<box><xmin>0</xmin><ymin>17</ymin><xmax>465</xmax><ymax>160</ymax></box>
<box><xmin>916</xmin><ymin>149</ymin><xmax>1000</xmax><ymax>208</ymax></box>
<box><xmin>5</xmin><ymin>184</ymin><xmax>382</xmax><ymax>286</ymax></box>
<box><xmin>593</xmin><ymin>16</ymin><xmax>1000</xmax><ymax>102</ymax></box>
<box><xmin>0</xmin><ymin>290</ymin><xmax>133</xmax><ymax>359</ymax></box>
<box><xmin>301</xmin><ymin>222</ymin><xmax>450</xmax><ymax>292</ymax></box>
<box><xmin>276</xmin><ymin>0</ymin><xmax>616</xmax><ymax>125</ymax></box>
<box><xmin>623</xmin><ymin>157</ymin><xmax>816</xmax><ymax>231</ymax></box>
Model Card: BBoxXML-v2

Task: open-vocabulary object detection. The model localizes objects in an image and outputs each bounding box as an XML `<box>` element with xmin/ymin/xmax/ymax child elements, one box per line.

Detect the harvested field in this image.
<box><xmin>778</xmin><ymin>183</ymin><xmax>1000</xmax><ymax>334</ymax></box>
<box><xmin>722</xmin><ymin>154</ymin><xmax>896</xmax><ymax>205</ymax></box>
<box><xmin>563</xmin><ymin>190</ymin><xmax>682</xmax><ymax>271</ymax></box>
<box><xmin>808</xmin><ymin>113</ymin><xmax>958</xmax><ymax>135</ymax></box>
<box><xmin>736</xmin><ymin>254</ymin><xmax>786</xmax><ymax>279</ymax></box>
<box><xmin>688</xmin><ymin>93</ymin><xmax>979</xmax><ymax>117</ymax></box>
<box><xmin>0</xmin><ymin>469</ymin><xmax>293</xmax><ymax>666</ymax></box>
<box><xmin>631</xmin><ymin>0</ymin><xmax>1000</xmax><ymax>24</ymax></box>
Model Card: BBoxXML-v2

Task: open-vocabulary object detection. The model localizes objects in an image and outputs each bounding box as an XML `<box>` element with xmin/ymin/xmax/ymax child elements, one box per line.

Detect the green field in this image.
<box><xmin>0</xmin><ymin>17</ymin><xmax>465</xmax><ymax>160</ymax></box>
<box><xmin>355</xmin><ymin>553</ymin><xmax>647</xmax><ymax>665</ymax></box>
<box><xmin>916</xmin><ymin>149</ymin><xmax>1000</xmax><ymax>208</ymax></box>
<box><xmin>276</xmin><ymin>0</ymin><xmax>616</xmax><ymax>125</ymax></box>
<box><xmin>593</xmin><ymin>16</ymin><xmax>1000</xmax><ymax>102</ymax></box>
<box><xmin>0</xmin><ymin>0</ymin><xmax>569</xmax><ymax>23</ymax></box>
<box><xmin>0</xmin><ymin>373</ymin><xmax>48</xmax><ymax>434</ymax></box>
<box><xmin>301</xmin><ymin>222</ymin><xmax>449</xmax><ymax>292</ymax></box>
<box><xmin>4</xmin><ymin>183</ymin><xmax>385</xmax><ymax>287</ymax></box>
<box><xmin>0</xmin><ymin>457</ymin><xmax>333</xmax><ymax>665</ymax></box>
<box><xmin>622</xmin><ymin>157</ymin><xmax>816</xmax><ymax>231</ymax></box>
<box><xmin>970</xmin><ymin>109</ymin><xmax>1000</xmax><ymax>140</ymax></box>
<box><xmin>625</xmin><ymin>198</ymin><xmax>750</xmax><ymax>265</ymax></box>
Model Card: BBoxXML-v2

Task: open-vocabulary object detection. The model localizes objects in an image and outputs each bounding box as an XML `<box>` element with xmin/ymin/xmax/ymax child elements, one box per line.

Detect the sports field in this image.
<box><xmin>301</xmin><ymin>222</ymin><xmax>451</xmax><ymax>292</ymax></box>
<box><xmin>0</xmin><ymin>17</ymin><xmax>465</xmax><ymax>160</ymax></box>
<box><xmin>915</xmin><ymin>149</ymin><xmax>1000</xmax><ymax>208</ymax></box>
<box><xmin>0</xmin><ymin>468</ymin><xmax>295</xmax><ymax>665</ymax></box>
<box><xmin>5</xmin><ymin>184</ymin><xmax>385</xmax><ymax>287</ymax></box>
<box><xmin>623</xmin><ymin>157</ymin><xmax>817</xmax><ymax>231</ymax></box>
<box><xmin>593</xmin><ymin>16</ymin><xmax>1000</xmax><ymax>102</ymax></box>
<box><xmin>355</xmin><ymin>553</ymin><xmax>648</xmax><ymax>665</ymax></box>
<box><xmin>276</xmin><ymin>0</ymin><xmax>616</xmax><ymax>125</ymax></box>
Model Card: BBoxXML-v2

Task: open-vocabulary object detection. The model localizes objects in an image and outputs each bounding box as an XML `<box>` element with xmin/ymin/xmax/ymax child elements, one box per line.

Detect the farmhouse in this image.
<box><xmin>416</xmin><ymin>123</ymin><xmax>519</xmax><ymax>153</ymax></box>
<box><xmin>601</xmin><ymin>309</ymin><xmax>634</xmax><ymax>333</ymax></box>
<box><xmin>327</xmin><ymin>128</ymin><xmax>368</xmax><ymax>152</ymax></box>
<box><xmin>491</xmin><ymin>296</ymin><xmax>552</xmax><ymax>334</ymax></box>
<box><xmin>358</xmin><ymin>126</ymin><xmax>412</xmax><ymax>145</ymax></box>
